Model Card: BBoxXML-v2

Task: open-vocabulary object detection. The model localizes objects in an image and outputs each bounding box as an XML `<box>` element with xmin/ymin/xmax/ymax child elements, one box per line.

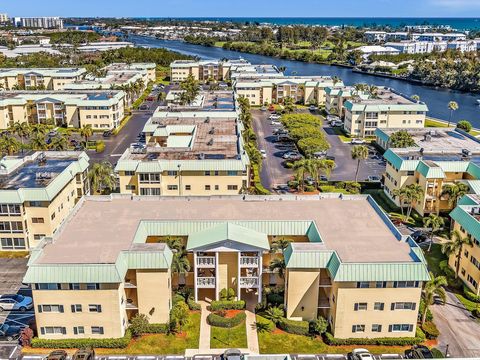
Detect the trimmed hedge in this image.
<box><xmin>209</xmin><ymin>300</ymin><xmax>246</xmax><ymax>311</ymax></box>
<box><xmin>463</xmin><ymin>285</ymin><xmax>480</xmax><ymax>303</ymax></box>
<box><xmin>277</xmin><ymin>318</ymin><xmax>309</xmax><ymax>336</ymax></box>
<box><xmin>207</xmin><ymin>311</ymin><xmax>246</xmax><ymax>328</ymax></box>
<box><xmin>145</xmin><ymin>323</ymin><xmax>168</xmax><ymax>333</ymax></box>
<box><xmin>31</xmin><ymin>331</ymin><xmax>131</xmax><ymax>348</ymax></box>
<box><xmin>422</xmin><ymin>321</ymin><xmax>439</xmax><ymax>339</ymax></box>
<box><xmin>187</xmin><ymin>298</ymin><xmax>202</xmax><ymax>311</ymax></box>
<box><xmin>324</xmin><ymin>327</ymin><xmax>425</xmax><ymax>346</ymax></box>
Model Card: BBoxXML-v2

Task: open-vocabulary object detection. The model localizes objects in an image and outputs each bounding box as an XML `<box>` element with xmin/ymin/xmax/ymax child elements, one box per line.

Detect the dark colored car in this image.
<box><xmin>47</xmin><ymin>350</ymin><xmax>68</xmax><ymax>360</ymax></box>
<box><xmin>72</xmin><ymin>348</ymin><xmax>95</xmax><ymax>360</ymax></box>
<box><xmin>411</xmin><ymin>230</ymin><xmax>428</xmax><ymax>243</ymax></box>
<box><xmin>103</xmin><ymin>130</ymin><xmax>113</xmax><ymax>138</ymax></box>
<box><xmin>0</xmin><ymin>323</ymin><xmax>21</xmax><ymax>341</ymax></box>
<box><xmin>74</xmin><ymin>144</ymin><xmax>85</xmax><ymax>151</ymax></box>
<box><xmin>404</xmin><ymin>345</ymin><xmax>434</xmax><ymax>359</ymax></box>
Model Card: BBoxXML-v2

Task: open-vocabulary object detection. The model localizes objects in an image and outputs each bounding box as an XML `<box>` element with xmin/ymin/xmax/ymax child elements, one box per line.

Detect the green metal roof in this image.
<box><xmin>450</xmin><ymin>197</ymin><xmax>480</xmax><ymax>242</ymax></box>
<box><xmin>416</xmin><ymin>161</ymin><xmax>445</xmax><ymax>179</ymax></box>
<box><xmin>467</xmin><ymin>163</ymin><xmax>480</xmax><ymax>179</ymax></box>
<box><xmin>186</xmin><ymin>222</ymin><xmax>270</xmax><ymax>250</ymax></box>
<box><xmin>284</xmin><ymin>245</ymin><xmax>334</xmax><ymax>268</ymax></box>
<box><xmin>116</xmin><ymin>158</ymin><xmax>250</xmax><ymax>173</ymax></box>
<box><xmin>375</xmin><ymin>128</ymin><xmax>390</xmax><ymax>144</ymax></box>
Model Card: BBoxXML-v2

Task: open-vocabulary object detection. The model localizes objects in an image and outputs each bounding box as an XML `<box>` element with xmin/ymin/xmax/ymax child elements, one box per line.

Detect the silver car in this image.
<box><xmin>0</xmin><ymin>294</ymin><xmax>33</xmax><ymax>312</ymax></box>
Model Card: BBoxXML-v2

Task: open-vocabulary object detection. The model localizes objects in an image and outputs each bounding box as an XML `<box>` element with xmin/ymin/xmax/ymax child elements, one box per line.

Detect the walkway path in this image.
<box><xmin>245</xmin><ymin>310</ymin><xmax>260</xmax><ymax>354</ymax></box>
<box><xmin>198</xmin><ymin>301</ymin><xmax>212</xmax><ymax>351</ymax></box>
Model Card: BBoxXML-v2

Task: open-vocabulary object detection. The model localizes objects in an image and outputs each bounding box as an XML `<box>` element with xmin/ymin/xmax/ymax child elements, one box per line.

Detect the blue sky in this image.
<box><xmin>2</xmin><ymin>0</ymin><xmax>480</xmax><ymax>17</ymax></box>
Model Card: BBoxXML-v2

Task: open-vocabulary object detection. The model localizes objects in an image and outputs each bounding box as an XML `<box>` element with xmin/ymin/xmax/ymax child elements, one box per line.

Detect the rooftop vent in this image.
<box><xmin>429</xmin><ymin>130</ymin><xmax>437</xmax><ymax>136</ymax></box>
<box><xmin>209</xmin><ymin>127</ymin><xmax>215</xmax><ymax>135</ymax></box>
<box><xmin>198</xmin><ymin>153</ymin><xmax>205</xmax><ymax>160</ymax></box>
<box><xmin>462</xmin><ymin>148</ymin><xmax>472</xmax><ymax>156</ymax></box>
<box><xmin>471</xmin><ymin>207</ymin><xmax>480</xmax><ymax>216</ymax></box>
<box><xmin>205</xmin><ymin>117</ymin><xmax>210</xmax><ymax>123</ymax></box>
<box><xmin>37</xmin><ymin>152</ymin><xmax>47</xmax><ymax>165</ymax></box>
<box><xmin>424</xmin><ymin>134</ymin><xmax>431</xmax><ymax>142</ymax></box>
<box><xmin>207</xmin><ymin>139</ymin><xmax>214</xmax><ymax>146</ymax></box>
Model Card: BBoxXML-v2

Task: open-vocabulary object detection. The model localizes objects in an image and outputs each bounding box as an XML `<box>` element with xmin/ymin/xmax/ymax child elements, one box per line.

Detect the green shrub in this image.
<box><xmin>220</xmin><ymin>287</ymin><xmax>236</xmax><ymax>301</ymax></box>
<box><xmin>266</xmin><ymin>293</ymin><xmax>284</xmax><ymax>306</ymax></box>
<box><xmin>463</xmin><ymin>285</ymin><xmax>480</xmax><ymax>303</ymax></box>
<box><xmin>439</xmin><ymin>260</ymin><xmax>455</xmax><ymax>278</ymax></box>
<box><xmin>278</xmin><ymin>318</ymin><xmax>309</xmax><ymax>335</ymax></box>
<box><xmin>172</xmin><ymin>294</ymin><xmax>185</xmax><ymax>305</ymax></box>
<box><xmin>457</xmin><ymin>120</ymin><xmax>472</xmax><ymax>133</ymax></box>
<box><xmin>324</xmin><ymin>329</ymin><xmax>424</xmax><ymax>346</ymax></box>
<box><xmin>310</xmin><ymin>316</ymin><xmax>328</xmax><ymax>335</ymax></box>
<box><xmin>431</xmin><ymin>348</ymin><xmax>444</xmax><ymax>358</ymax></box>
<box><xmin>145</xmin><ymin>323</ymin><xmax>168</xmax><ymax>333</ymax></box>
<box><xmin>187</xmin><ymin>298</ymin><xmax>201</xmax><ymax>311</ymax></box>
<box><xmin>129</xmin><ymin>313</ymin><xmax>149</xmax><ymax>336</ymax></box>
<box><xmin>255</xmin><ymin>315</ymin><xmax>275</xmax><ymax>333</ymax></box>
<box><xmin>419</xmin><ymin>299</ymin><xmax>434</xmax><ymax>322</ymax></box>
<box><xmin>31</xmin><ymin>331</ymin><xmax>131</xmax><ymax>348</ymax></box>
<box><xmin>304</xmin><ymin>185</ymin><xmax>316</xmax><ymax>192</ymax></box>
<box><xmin>207</xmin><ymin>311</ymin><xmax>246</xmax><ymax>328</ymax></box>
<box><xmin>422</xmin><ymin>321</ymin><xmax>440</xmax><ymax>339</ymax></box>
<box><xmin>210</xmin><ymin>300</ymin><xmax>245</xmax><ymax>311</ymax></box>
<box><xmin>95</xmin><ymin>140</ymin><xmax>105</xmax><ymax>153</ymax></box>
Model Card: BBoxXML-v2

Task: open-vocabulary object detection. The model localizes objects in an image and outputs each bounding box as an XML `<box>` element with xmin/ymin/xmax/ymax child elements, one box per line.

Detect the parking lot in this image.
<box><xmin>252</xmin><ymin>109</ymin><xmax>386</xmax><ymax>191</ymax></box>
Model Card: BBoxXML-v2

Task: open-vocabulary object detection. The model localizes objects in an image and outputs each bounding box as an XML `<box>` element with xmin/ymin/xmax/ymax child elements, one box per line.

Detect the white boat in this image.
<box><xmin>477</xmin><ymin>99</ymin><xmax>480</xmax><ymax>105</ymax></box>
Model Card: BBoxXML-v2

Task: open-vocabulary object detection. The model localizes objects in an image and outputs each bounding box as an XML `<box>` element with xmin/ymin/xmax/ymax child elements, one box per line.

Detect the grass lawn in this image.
<box><xmin>422</xmin><ymin>244</ymin><xmax>447</xmax><ymax>277</ymax></box>
<box><xmin>330</xmin><ymin>126</ymin><xmax>351</xmax><ymax>143</ymax></box>
<box><xmin>0</xmin><ymin>250</ymin><xmax>29</xmax><ymax>258</ymax></box>
<box><xmin>425</xmin><ymin>118</ymin><xmax>449</xmax><ymax>128</ymax></box>
<box><xmin>363</xmin><ymin>189</ymin><xmax>400</xmax><ymax>213</ymax></box>
<box><xmin>210</xmin><ymin>322</ymin><xmax>247</xmax><ymax>349</ymax></box>
<box><xmin>455</xmin><ymin>293</ymin><xmax>478</xmax><ymax>312</ymax></box>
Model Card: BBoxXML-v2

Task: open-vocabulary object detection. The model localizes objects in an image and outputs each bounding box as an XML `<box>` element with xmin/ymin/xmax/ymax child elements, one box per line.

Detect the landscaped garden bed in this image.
<box><xmin>209</xmin><ymin>310</ymin><xmax>247</xmax><ymax>349</ymax></box>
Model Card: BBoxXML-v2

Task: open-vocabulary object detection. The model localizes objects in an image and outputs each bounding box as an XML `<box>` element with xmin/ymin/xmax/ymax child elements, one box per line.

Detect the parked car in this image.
<box><xmin>320</xmin><ymin>175</ymin><xmax>328</xmax><ymax>181</ymax></box>
<box><xmin>271</xmin><ymin>121</ymin><xmax>282</xmax><ymax>126</ymax></box>
<box><xmin>72</xmin><ymin>348</ymin><xmax>95</xmax><ymax>360</ymax></box>
<box><xmin>70</xmin><ymin>139</ymin><xmax>79</xmax><ymax>146</ymax></box>
<box><xmin>269</xmin><ymin>114</ymin><xmax>281</xmax><ymax>120</ymax></box>
<box><xmin>351</xmin><ymin>138</ymin><xmax>365</xmax><ymax>145</ymax></box>
<box><xmin>327</xmin><ymin>114</ymin><xmax>340</xmax><ymax>122</ymax></box>
<box><xmin>331</xmin><ymin>120</ymin><xmax>344</xmax><ymax>127</ymax></box>
<box><xmin>260</xmin><ymin>106</ymin><xmax>267</xmax><ymax>111</ymax></box>
<box><xmin>74</xmin><ymin>144</ymin><xmax>85</xmax><ymax>151</ymax></box>
<box><xmin>411</xmin><ymin>230</ymin><xmax>428</xmax><ymax>243</ymax></box>
<box><xmin>326</xmin><ymin>155</ymin><xmax>336</xmax><ymax>161</ymax></box>
<box><xmin>404</xmin><ymin>345</ymin><xmax>434</xmax><ymax>359</ymax></box>
<box><xmin>348</xmin><ymin>348</ymin><xmax>374</xmax><ymax>360</ymax></box>
<box><xmin>272</xmin><ymin>128</ymin><xmax>288</xmax><ymax>135</ymax></box>
<box><xmin>47</xmin><ymin>350</ymin><xmax>68</xmax><ymax>360</ymax></box>
<box><xmin>139</xmin><ymin>104</ymin><xmax>149</xmax><ymax>110</ymax></box>
<box><xmin>309</xmin><ymin>105</ymin><xmax>317</xmax><ymax>111</ymax></box>
<box><xmin>222</xmin><ymin>349</ymin><xmax>242</xmax><ymax>360</ymax></box>
<box><xmin>367</xmin><ymin>175</ymin><xmax>381</xmax><ymax>182</ymax></box>
<box><xmin>260</xmin><ymin>150</ymin><xmax>267</xmax><ymax>159</ymax></box>
<box><xmin>268</xmin><ymin>105</ymin><xmax>275</xmax><ymax>112</ymax></box>
<box><xmin>275</xmin><ymin>185</ymin><xmax>290</xmax><ymax>194</ymax></box>
<box><xmin>0</xmin><ymin>294</ymin><xmax>33</xmax><ymax>311</ymax></box>
<box><xmin>282</xmin><ymin>151</ymin><xmax>300</xmax><ymax>160</ymax></box>
<box><xmin>0</xmin><ymin>323</ymin><xmax>21</xmax><ymax>341</ymax></box>
<box><xmin>103</xmin><ymin>130</ymin><xmax>113</xmax><ymax>138</ymax></box>
<box><xmin>313</xmin><ymin>151</ymin><xmax>327</xmax><ymax>159</ymax></box>
<box><xmin>47</xmin><ymin>130</ymin><xmax>58</xmax><ymax>137</ymax></box>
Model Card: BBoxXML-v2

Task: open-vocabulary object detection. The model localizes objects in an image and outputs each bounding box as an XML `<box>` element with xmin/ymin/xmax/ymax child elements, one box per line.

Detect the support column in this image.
<box><xmin>215</xmin><ymin>252</ymin><xmax>219</xmax><ymax>301</ymax></box>
<box><xmin>237</xmin><ymin>252</ymin><xmax>241</xmax><ymax>301</ymax></box>
<box><xmin>193</xmin><ymin>251</ymin><xmax>198</xmax><ymax>302</ymax></box>
<box><xmin>258</xmin><ymin>251</ymin><xmax>263</xmax><ymax>303</ymax></box>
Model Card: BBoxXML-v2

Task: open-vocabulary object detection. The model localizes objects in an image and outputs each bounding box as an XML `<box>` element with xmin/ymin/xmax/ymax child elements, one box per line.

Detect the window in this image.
<box><xmin>205</xmin><ymin>171</ymin><xmax>211</xmax><ymax>176</ymax></box>
<box><xmin>356</xmin><ymin>281</ymin><xmax>370</xmax><ymax>288</ymax></box>
<box><xmin>393</xmin><ymin>281</ymin><xmax>419</xmax><ymax>288</ymax></box>
<box><xmin>375</xmin><ymin>281</ymin><xmax>387</xmax><ymax>288</ymax></box>
<box><xmin>71</xmin><ymin>304</ymin><xmax>82</xmax><ymax>312</ymax></box>
<box><xmin>29</xmin><ymin>201</ymin><xmax>44</xmax><ymax>207</ymax></box>
<box><xmin>351</xmin><ymin>324</ymin><xmax>365</xmax><ymax>333</ymax></box>
<box><xmin>69</xmin><ymin>283</ymin><xmax>80</xmax><ymax>290</ymax></box>
<box><xmin>467</xmin><ymin>275</ymin><xmax>478</xmax><ymax>289</ymax></box>
<box><xmin>205</xmin><ymin>185</ymin><xmax>211</xmax><ymax>191</ymax></box>
<box><xmin>125</xmin><ymin>185</ymin><xmax>136</xmax><ymax>190</ymax></box>
<box><xmin>36</xmin><ymin>283</ymin><xmax>60</xmax><ymax>290</ymax></box>
<box><xmin>38</xmin><ymin>305</ymin><xmax>64</xmax><ymax>313</ymax></box>
<box><xmin>470</xmin><ymin>256</ymin><xmax>480</xmax><ymax>270</ymax></box>
<box><xmin>1</xmin><ymin>238</ymin><xmax>26</xmax><ymax>250</ymax></box>
<box><xmin>389</xmin><ymin>324</ymin><xmax>414</xmax><ymax>332</ymax></box>
<box><xmin>227</xmin><ymin>171</ymin><xmax>237</xmax><ymax>176</ymax></box>
<box><xmin>32</xmin><ymin>217</ymin><xmax>44</xmax><ymax>224</ymax></box>
<box><xmin>185</xmin><ymin>185</ymin><xmax>191</xmax><ymax>191</ymax></box>
<box><xmin>139</xmin><ymin>173</ymin><xmax>160</xmax><ymax>184</ymax></box>
<box><xmin>166</xmin><ymin>185</ymin><xmax>178</xmax><ymax>191</ymax></box>
<box><xmin>73</xmin><ymin>326</ymin><xmax>85</xmax><ymax>335</ymax></box>
<box><xmin>51</xmin><ymin>212</ymin><xmax>56</xmax><ymax>220</ymax></box>
<box><xmin>227</xmin><ymin>185</ymin><xmax>238</xmax><ymax>191</ymax></box>
<box><xmin>354</xmin><ymin>303</ymin><xmax>367</xmax><ymax>311</ymax></box>
<box><xmin>167</xmin><ymin>171</ymin><xmax>178</xmax><ymax>176</ymax></box>
<box><xmin>374</xmin><ymin>302</ymin><xmax>385</xmax><ymax>310</ymax></box>
<box><xmin>391</xmin><ymin>302</ymin><xmax>416</xmax><ymax>310</ymax></box>
<box><xmin>140</xmin><ymin>188</ymin><xmax>161</xmax><ymax>196</ymax></box>
<box><xmin>124</xmin><ymin>171</ymin><xmax>135</xmax><ymax>176</ymax></box>
<box><xmin>34</xmin><ymin>234</ymin><xmax>46</xmax><ymax>241</ymax></box>
<box><xmin>372</xmin><ymin>324</ymin><xmax>382</xmax><ymax>332</ymax></box>
<box><xmin>88</xmin><ymin>304</ymin><xmax>102</xmax><ymax>312</ymax></box>
<box><xmin>214</xmin><ymin>171</ymin><xmax>219</xmax><ymax>176</ymax></box>
<box><xmin>0</xmin><ymin>204</ymin><xmax>21</xmax><ymax>215</ymax></box>
<box><xmin>86</xmin><ymin>283</ymin><xmax>99</xmax><ymax>290</ymax></box>
<box><xmin>91</xmin><ymin>326</ymin><xmax>104</xmax><ymax>335</ymax></box>
<box><xmin>41</xmin><ymin>327</ymin><xmax>66</xmax><ymax>335</ymax></box>
<box><xmin>407</xmin><ymin>171</ymin><xmax>415</xmax><ymax>176</ymax></box>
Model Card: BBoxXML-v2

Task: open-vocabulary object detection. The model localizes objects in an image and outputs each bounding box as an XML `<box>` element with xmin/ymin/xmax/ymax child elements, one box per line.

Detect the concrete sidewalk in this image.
<box><xmin>198</xmin><ymin>301</ymin><xmax>212</xmax><ymax>351</ymax></box>
<box><xmin>245</xmin><ymin>310</ymin><xmax>259</xmax><ymax>354</ymax></box>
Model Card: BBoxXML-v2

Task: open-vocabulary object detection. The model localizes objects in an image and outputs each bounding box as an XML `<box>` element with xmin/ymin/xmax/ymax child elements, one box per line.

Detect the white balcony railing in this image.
<box><xmin>196</xmin><ymin>256</ymin><xmax>215</xmax><ymax>268</ymax></box>
<box><xmin>240</xmin><ymin>256</ymin><xmax>259</xmax><ymax>267</ymax></box>
<box><xmin>197</xmin><ymin>277</ymin><xmax>215</xmax><ymax>288</ymax></box>
<box><xmin>239</xmin><ymin>277</ymin><xmax>259</xmax><ymax>288</ymax></box>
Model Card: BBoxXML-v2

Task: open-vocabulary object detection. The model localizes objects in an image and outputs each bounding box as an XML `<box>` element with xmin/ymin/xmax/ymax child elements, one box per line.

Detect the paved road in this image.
<box><xmin>0</xmin><ymin>258</ymin><xmax>28</xmax><ymax>295</ymax></box>
<box><xmin>431</xmin><ymin>290</ymin><xmax>480</xmax><ymax>357</ymax></box>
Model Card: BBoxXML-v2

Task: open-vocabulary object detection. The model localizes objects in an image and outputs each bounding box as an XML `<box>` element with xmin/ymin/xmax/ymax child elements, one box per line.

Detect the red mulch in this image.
<box><xmin>425</xmin><ymin>339</ymin><xmax>438</xmax><ymax>347</ymax></box>
<box><xmin>223</xmin><ymin>310</ymin><xmax>243</xmax><ymax>318</ymax></box>
<box><xmin>272</xmin><ymin>327</ymin><xmax>286</xmax><ymax>334</ymax></box>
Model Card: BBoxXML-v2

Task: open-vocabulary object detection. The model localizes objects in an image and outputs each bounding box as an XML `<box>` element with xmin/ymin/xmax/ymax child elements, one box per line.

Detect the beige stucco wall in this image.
<box><xmin>136</xmin><ymin>269</ymin><xmax>172</xmax><ymax>323</ymax></box>
<box><xmin>285</xmin><ymin>269</ymin><xmax>320</xmax><ymax>321</ymax></box>
<box><xmin>218</xmin><ymin>252</ymin><xmax>238</xmax><ymax>297</ymax></box>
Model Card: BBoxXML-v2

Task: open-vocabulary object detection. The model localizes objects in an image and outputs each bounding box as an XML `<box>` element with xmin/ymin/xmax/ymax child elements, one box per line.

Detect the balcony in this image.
<box><xmin>125</xmin><ymin>299</ymin><xmax>138</xmax><ymax>310</ymax></box>
<box><xmin>124</xmin><ymin>281</ymin><xmax>137</xmax><ymax>289</ymax></box>
<box><xmin>239</xmin><ymin>276</ymin><xmax>259</xmax><ymax>288</ymax></box>
<box><xmin>196</xmin><ymin>256</ymin><xmax>215</xmax><ymax>268</ymax></box>
<box><xmin>240</xmin><ymin>256</ymin><xmax>259</xmax><ymax>268</ymax></box>
<box><xmin>318</xmin><ymin>298</ymin><xmax>330</xmax><ymax>309</ymax></box>
<box><xmin>319</xmin><ymin>278</ymin><xmax>332</xmax><ymax>287</ymax></box>
<box><xmin>197</xmin><ymin>277</ymin><xmax>215</xmax><ymax>288</ymax></box>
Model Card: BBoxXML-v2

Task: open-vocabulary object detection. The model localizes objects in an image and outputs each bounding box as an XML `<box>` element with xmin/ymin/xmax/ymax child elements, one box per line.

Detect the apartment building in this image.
<box><xmin>12</xmin><ymin>17</ymin><xmax>64</xmax><ymax>29</ymax></box>
<box><xmin>170</xmin><ymin>59</ymin><xmax>251</xmax><ymax>83</ymax></box>
<box><xmin>0</xmin><ymin>151</ymin><xmax>89</xmax><ymax>252</ymax></box>
<box><xmin>0</xmin><ymin>68</ymin><xmax>87</xmax><ymax>91</ymax></box>
<box><xmin>0</xmin><ymin>14</ymin><xmax>9</xmax><ymax>23</ymax></box>
<box><xmin>385</xmin><ymin>41</ymin><xmax>448</xmax><ymax>54</ymax></box>
<box><xmin>0</xmin><ymin>90</ymin><xmax>125</xmax><ymax>129</ymax></box>
<box><xmin>234</xmin><ymin>77</ymin><xmax>344</xmax><ymax>106</ymax></box>
<box><xmin>325</xmin><ymin>86</ymin><xmax>369</xmax><ymax>118</ymax></box>
<box><xmin>365</xmin><ymin>31</ymin><xmax>467</xmax><ymax>43</ymax></box>
<box><xmin>23</xmin><ymin>194</ymin><xmax>429</xmax><ymax>340</ymax></box>
<box><xmin>449</xmin><ymin>195</ymin><xmax>480</xmax><ymax>295</ymax></box>
<box><xmin>378</xmin><ymin>127</ymin><xmax>480</xmax><ymax>216</ymax></box>
<box><xmin>343</xmin><ymin>88</ymin><xmax>428</xmax><ymax>137</ymax></box>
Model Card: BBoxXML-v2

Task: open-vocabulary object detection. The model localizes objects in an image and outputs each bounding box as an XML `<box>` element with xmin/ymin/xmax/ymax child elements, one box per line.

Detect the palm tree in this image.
<box><xmin>368</xmin><ymin>85</ymin><xmax>378</xmax><ymax>98</ymax></box>
<box><xmin>80</xmin><ymin>125</ymin><xmax>93</xmax><ymax>145</ymax></box>
<box><xmin>332</xmin><ymin>76</ymin><xmax>341</xmax><ymax>87</ymax></box>
<box><xmin>88</xmin><ymin>161</ymin><xmax>116</xmax><ymax>194</ymax></box>
<box><xmin>30</xmin><ymin>124</ymin><xmax>48</xmax><ymax>137</ymax></box>
<box><xmin>423</xmin><ymin>214</ymin><xmax>445</xmax><ymax>252</ymax></box>
<box><xmin>293</xmin><ymin>159</ymin><xmax>309</xmax><ymax>192</ymax></box>
<box><xmin>264</xmin><ymin>306</ymin><xmax>284</xmax><ymax>324</ymax></box>
<box><xmin>405</xmin><ymin>184</ymin><xmax>424</xmax><ymax>221</ymax></box>
<box><xmin>29</xmin><ymin>134</ymin><xmax>48</xmax><ymax>151</ymax></box>
<box><xmin>447</xmin><ymin>101</ymin><xmax>458</xmax><ymax>127</ymax></box>
<box><xmin>442</xmin><ymin>229</ymin><xmax>474</xmax><ymax>278</ymax></box>
<box><xmin>283</xmin><ymin>96</ymin><xmax>296</xmax><ymax>113</ymax></box>
<box><xmin>9</xmin><ymin>122</ymin><xmax>31</xmax><ymax>154</ymax></box>
<box><xmin>411</xmin><ymin>95</ymin><xmax>420</xmax><ymax>102</ymax></box>
<box><xmin>171</xmin><ymin>253</ymin><xmax>191</xmax><ymax>285</ymax></box>
<box><xmin>441</xmin><ymin>183</ymin><xmax>469</xmax><ymax>208</ymax></box>
<box><xmin>48</xmin><ymin>134</ymin><xmax>68</xmax><ymax>151</ymax></box>
<box><xmin>351</xmin><ymin>145</ymin><xmax>369</xmax><ymax>182</ymax></box>
<box><xmin>393</xmin><ymin>187</ymin><xmax>408</xmax><ymax>219</ymax></box>
<box><xmin>271</xmin><ymin>237</ymin><xmax>291</xmax><ymax>254</ymax></box>
<box><xmin>421</xmin><ymin>273</ymin><xmax>447</xmax><ymax>324</ymax></box>
<box><xmin>165</xmin><ymin>236</ymin><xmax>183</xmax><ymax>253</ymax></box>
<box><xmin>268</xmin><ymin>257</ymin><xmax>286</xmax><ymax>279</ymax></box>
<box><xmin>0</xmin><ymin>135</ymin><xmax>20</xmax><ymax>155</ymax></box>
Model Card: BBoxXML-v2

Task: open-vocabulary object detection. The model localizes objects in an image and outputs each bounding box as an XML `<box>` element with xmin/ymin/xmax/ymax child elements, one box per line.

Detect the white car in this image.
<box><xmin>269</xmin><ymin>114</ymin><xmax>281</xmax><ymax>120</ymax></box>
<box><xmin>349</xmin><ymin>348</ymin><xmax>374</xmax><ymax>360</ymax></box>
<box><xmin>260</xmin><ymin>150</ymin><xmax>267</xmax><ymax>158</ymax></box>
<box><xmin>271</xmin><ymin>120</ymin><xmax>281</xmax><ymax>126</ymax></box>
<box><xmin>309</xmin><ymin>105</ymin><xmax>317</xmax><ymax>111</ymax></box>
<box><xmin>331</xmin><ymin>120</ymin><xmax>344</xmax><ymax>127</ymax></box>
<box><xmin>327</xmin><ymin>115</ymin><xmax>340</xmax><ymax>122</ymax></box>
<box><xmin>350</xmin><ymin>138</ymin><xmax>365</xmax><ymax>145</ymax></box>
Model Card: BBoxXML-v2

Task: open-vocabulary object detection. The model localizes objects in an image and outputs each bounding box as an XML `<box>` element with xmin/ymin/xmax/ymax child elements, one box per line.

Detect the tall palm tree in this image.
<box><xmin>332</xmin><ymin>76</ymin><xmax>341</xmax><ymax>87</ymax></box>
<box><xmin>447</xmin><ymin>101</ymin><xmax>458</xmax><ymax>127</ymax></box>
<box><xmin>405</xmin><ymin>184</ymin><xmax>424</xmax><ymax>221</ymax></box>
<box><xmin>293</xmin><ymin>159</ymin><xmax>309</xmax><ymax>192</ymax></box>
<box><xmin>271</xmin><ymin>237</ymin><xmax>291</xmax><ymax>254</ymax></box>
<box><xmin>351</xmin><ymin>145</ymin><xmax>369</xmax><ymax>182</ymax></box>
<box><xmin>88</xmin><ymin>161</ymin><xmax>116</xmax><ymax>194</ymax></box>
<box><xmin>423</xmin><ymin>214</ymin><xmax>445</xmax><ymax>252</ymax></box>
<box><xmin>80</xmin><ymin>124</ymin><xmax>93</xmax><ymax>145</ymax></box>
<box><xmin>29</xmin><ymin>134</ymin><xmax>48</xmax><ymax>151</ymax></box>
<box><xmin>9</xmin><ymin>122</ymin><xmax>31</xmax><ymax>154</ymax></box>
<box><xmin>269</xmin><ymin>257</ymin><xmax>286</xmax><ymax>279</ymax></box>
<box><xmin>30</xmin><ymin>124</ymin><xmax>48</xmax><ymax>137</ymax></box>
<box><xmin>411</xmin><ymin>95</ymin><xmax>420</xmax><ymax>102</ymax></box>
<box><xmin>368</xmin><ymin>85</ymin><xmax>378</xmax><ymax>98</ymax></box>
<box><xmin>48</xmin><ymin>134</ymin><xmax>69</xmax><ymax>151</ymax></box>
<box><xmin>165</xmin><ymin>236</ymin><xmax>184</xmax><ymax>253</ymax></box>
<box><xmin>393</xmin><ymin>187</ymin><xmax>408</xmax><ymax>218</ymax></box>
<box><xmin>421</xmin><ymin>273</ymin><xmax>447</xmax><ymax>324</ymax></box>
<box><xmin>442</xmin><ymin>230</ymin><xmax>473</xmax><ymax>278</ymax></box>
<box><xmin>171</xmin><ymin>253</ymin><xmax>191</xmax><ymax>285</ymax></box>
<box><xmin>441</xmin><ymin>183</ymin><xmax>469</xmax><ymax>208</ymax></box>
<box><xmin>0</xmin><ymin>135</ymin><xmax>20</xmax><ymax>155</ymax></box>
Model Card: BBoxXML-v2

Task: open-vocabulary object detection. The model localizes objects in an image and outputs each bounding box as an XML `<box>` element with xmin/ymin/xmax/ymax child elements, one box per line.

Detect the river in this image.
<box><xmin>129</xmin><ymin>35</ymin><xmax>480</xmax><ymax>126</ymax></box>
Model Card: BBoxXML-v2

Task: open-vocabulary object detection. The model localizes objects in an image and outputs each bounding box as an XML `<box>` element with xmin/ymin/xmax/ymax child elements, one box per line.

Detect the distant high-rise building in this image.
<box><xmin>12</xmin><ymin>16</ymin><xmax>63</xmax><ymax>29</ymax></box>
<box><xmin>0</xmin><ymin>13</ymin><xmax>8</xmax><ymax>23</ymax></box>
